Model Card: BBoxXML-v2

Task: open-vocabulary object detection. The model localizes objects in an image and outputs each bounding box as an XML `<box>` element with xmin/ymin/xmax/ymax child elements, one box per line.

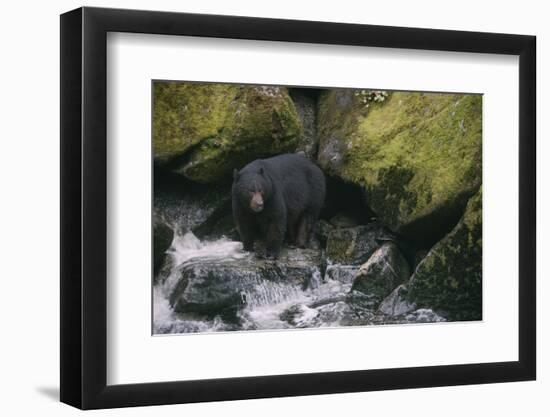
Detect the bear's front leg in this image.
<box><xmin>264</xmin><ymin>220</ymin><xmax>285</xmax><ymax>260</ymax></box>
<box><xmin>234</xmin><ymin>216</ymin><xmax>256</xmax><ymax>252</ymax></box>
<box><xmin>242</xmin><ymin>237</ymin><xmax>254</xmax><ymax>252</ymax></box>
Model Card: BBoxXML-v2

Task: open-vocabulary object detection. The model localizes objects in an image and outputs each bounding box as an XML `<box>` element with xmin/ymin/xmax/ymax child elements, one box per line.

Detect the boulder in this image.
<box><xmin>315</xmin><ymin>219</ymin><xmax>334</xmax><ymax>247</ymax></box>
<box><xmin>193</xmin><ymin>212</ymin><xmax>239</xmax><ymax>241</ymax></box>
<box><xmin>154</xmin><ymin>180</ymin><xmax>232</xmax><ymax>236</ymax></box>
<box><xmin>169</xmin><ymin>248</ymin><xmax>322</xmax><ymax>322</ymax></box>
<box><xmin>329</xmin><ymin>211</ymin><xmax>362</xmax><ymax>228</ymax></box>
<box><xmin>288</xmin><ymin>89</ymin><xmax>319</xmax><ymax>158</ymax></box>
<box><xmin>153</xmin><ymin>215</ymin><xmax>174</xmax><ymax>276</ymax></box>
<box><xmin>317</xmin><ymin>89</ymin><xmax>482</xmax><ymax>243</ymax></box>
<box><xmin>351</xmin><ymin>243</ymin><xmax>410</xmax><ymax>306</ymax></box>
<box><xmin>324</xmin><ymin>264</ymin><xmax>359</xmax><ymax>284</ymax></box>
<box><xmin>406</xmin><ymin>189</ymin><xmax>482</xmax><ymax>321</ymax></box>
<box><xmin>153</xmin><ymin>82</ymin><xmax>235</xmax><ymax>164</ymax></box>
<box><xmin>153</xmin><ymin>83</ymin><xmax>304</xmax><ymax>183</ymax></box>
<box><xmin>378</xmin><ymin>284</ymin><xmax>416</xmax><ymax>316</ymax></box>
<box><xmin>402</xmin><ymin>309</ymin><xmax>446</xmax><ymax>323</ymax></box>
<box><xmin>325</xmin><ymin>223</ymin><xmax>390</xmax><ymax>265</ymax></box>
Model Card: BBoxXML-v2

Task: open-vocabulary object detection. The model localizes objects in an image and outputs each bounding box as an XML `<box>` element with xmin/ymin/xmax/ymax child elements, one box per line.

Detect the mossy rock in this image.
<box><xmin>325</xmin><ymin>223</ymin><xmax>388</xmax><ymax>265</ymax></box>
<box><xmin>153</xmin><ymin>83</ymin><xmax>304</xmax><ymax>183</ymax></box>
<box><xmin>406</xmin><ymin>189</ymin><xmax>482</xmax><ymax>321</ymax></box>
<box><xmin>153</xmin><ymin>82</ymin><xmax>235</xmax><ymax>164</ymax></box>
<box><xmin>317</xmin><ymin>89</ymin><xmax>482</xmax><ymax>234</ymax></box>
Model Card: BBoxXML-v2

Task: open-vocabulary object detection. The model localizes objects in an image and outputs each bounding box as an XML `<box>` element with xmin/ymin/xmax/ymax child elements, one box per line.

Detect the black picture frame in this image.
<box><xmin>60</xmin><ymin>6</ymin><xmax>536</xmax><ymax>410</ymax></box>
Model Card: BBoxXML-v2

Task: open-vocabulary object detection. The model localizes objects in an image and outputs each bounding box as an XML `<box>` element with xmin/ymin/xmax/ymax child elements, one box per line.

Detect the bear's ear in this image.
<box><xmin>233</xmin><ymin>169</ymin><xmax>240</xmax><ymax>181</ymax></box>
<box><xmin>259</xmin><ymin>167</ymin><xmax>264</xmax><ymax>176</ymax></box>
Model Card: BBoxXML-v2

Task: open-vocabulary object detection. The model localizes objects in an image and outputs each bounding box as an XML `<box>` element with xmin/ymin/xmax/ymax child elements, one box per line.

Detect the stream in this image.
<box><xmin>153</xmin><ymin>231</ymin><xmax>445</xmax><ymax>334</ymax></box>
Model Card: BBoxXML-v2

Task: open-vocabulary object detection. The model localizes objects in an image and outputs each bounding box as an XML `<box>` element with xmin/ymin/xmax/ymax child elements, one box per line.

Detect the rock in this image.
<box><xmin>280</xmin><ymin>304</ymin><xmax>320</xmax><ymax>327</ymax></box>
<box><xmin>325</xmin><ymin>223</ymin><xmax>389</xmax><ymax>265</ymax></box>
<box><xmin>153</xmin><ymin>82</ymin><xmax>235</xmax><ymax>164</ymax></box>
<box><xmin>351</xmin><ymin>243</ymin><xmax>410</xmax><ymax>306</ymax></box>
<box><xmin>378</xmin><ymin>284</ymin><xmax>416</xmax><ymax>316</ymax></box>
<box><xmin>315</xmin><ymin>219</ymin><xmax>334</xmax><ymax>247</ymax></box>
<box><xmin>153</xmin><ymin>215</ymin><xmax>174</xmax><ymax>277</ymax></box>
<box><xmin>324</xmin><ymin>264</ymin><xmax>359</xmax><ymax>284</ymax></box>
<box><xmin>289</xmin><ymin>89</ymin><xmax>319</xmax><ymax>158</ymax></box>
<box><xmin>169</xmin><ymin>248</ymin><xmax>322</xmax><ymax>322</ymax></box>
<box><xmin>317</xmin><ymin>90</ymin><xmax>482</xmax><ymax>243</ymax></box>
<box><xmin>414</xmin><ymin>249</ymin><xmax>430</xmax><ymax>268</ymax></box>
<box><xmin>193</xmin><ymin>212</ymin><xmax>239</xmax><ymax>241</ymax></box>
<box><xmin>154</xmin><ymin>180</ymin><xmax>232</xmax><ymax>236</ymax></box>
<box><xmin>403</xmin><ymin>309</ymin><xmax>446</xmax><ymax>323</ymax></box>
<box><xmin>329</xmin><ymin>211</ymin><xmax>361</xmax><ymax>228</ymax></box>
<box><xmin>317</xmin><ymin>90</ymin><xmax>357</xmax><ymax>175</ymax></box>
<box><xmin>406</xmin><ymin>189</ymin><xmax>482</xmax><ymax>321</ymax></box>
<box><xmin>154</xmin><ymin>83</ymin><xmax>305</xmax><ymax>183</ymax></box>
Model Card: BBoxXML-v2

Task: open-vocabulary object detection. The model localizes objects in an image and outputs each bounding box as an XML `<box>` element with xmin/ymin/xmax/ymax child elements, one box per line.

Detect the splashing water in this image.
<box><xmin>153</xmin><ymin>231</ymin><xmax>445</xmax><ymax>334</ymax></box>
<box><xmin>153</xmin><ymin>232</ymin><xmax>247</xmax><ymax>333</ymax></box>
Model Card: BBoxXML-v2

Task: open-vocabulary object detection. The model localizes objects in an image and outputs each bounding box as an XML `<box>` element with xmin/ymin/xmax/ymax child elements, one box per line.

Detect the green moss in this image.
<box><xmin>181</xmin><ymin>87</ymin><xmax>303</xmax><ymax>183</ymax></box>
<box><xmin>317</xmin><ymin>91</ymin><xmax>482</xmax><ymax>231</ymax></box>
<box><xmin>153</xmin><ymin>83</ymin><xmax>304</xmax><ymax>183</ymax></box>
<box><xmin>407</xmin><ymin>188</ymin><xmax>482</xmax><ymax>321</ymax></box>
<box><xmin>325</xmin><ymin>224</ymin><xmax>386</xmax><ymax>265</ymax></box>
<box><xmin>153</xmin><ymin>82</ymin><xmax>236</xmax><ymax>163</ymax></box>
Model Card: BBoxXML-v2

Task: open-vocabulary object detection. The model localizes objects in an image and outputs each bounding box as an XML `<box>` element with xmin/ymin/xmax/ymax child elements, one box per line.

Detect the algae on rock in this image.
<box><xmin>406</xmin><ymin>189</ymin><xmax>482</xmax><ymax>321</ymax></box>
<box><xmin>153</xmin><ymin>82</ymin><xmax>236</xmax><ymax>164</ymax></box>
<box><xmin>317</xmin><ymin>90</ymin><xmax>482</xmax><ymax>236</ymax></box>
<box><xmin>153</xmin><ymin>83</ymin><xmax>305</xmax><ymax>183</ymax></box>
<box><xmin>325</xmin><ymin>223</ymin><xmax>389</xmax><ymax>265</ymax></box>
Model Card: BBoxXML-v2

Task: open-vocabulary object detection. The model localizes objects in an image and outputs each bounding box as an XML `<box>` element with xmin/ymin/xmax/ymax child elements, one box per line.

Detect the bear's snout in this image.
<box><xmin>250</xmin><ymin>192</ymin><xmax>264</xmax><ymax>212</ymax></box>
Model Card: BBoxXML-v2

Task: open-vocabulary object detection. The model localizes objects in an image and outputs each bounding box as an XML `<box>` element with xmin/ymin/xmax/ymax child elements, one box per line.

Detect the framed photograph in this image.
<box><xmin>60</xmin><ymin>6</ymin><xmax>536</xmax><ymax>409</ymax></box>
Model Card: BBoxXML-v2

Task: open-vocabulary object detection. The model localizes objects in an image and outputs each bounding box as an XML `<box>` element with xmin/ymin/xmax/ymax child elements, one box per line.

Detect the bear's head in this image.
<box><xmin>233</xmin><ymin>166</ymin><xmax>272</xmax><ymax>213</ymax></box>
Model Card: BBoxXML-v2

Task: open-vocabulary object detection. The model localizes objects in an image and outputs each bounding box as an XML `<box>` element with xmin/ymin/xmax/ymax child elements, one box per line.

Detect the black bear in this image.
<box><xmin>232</xmin><ymin>153</ymin><xmax>326</xmax><ymax>259</ymax></box>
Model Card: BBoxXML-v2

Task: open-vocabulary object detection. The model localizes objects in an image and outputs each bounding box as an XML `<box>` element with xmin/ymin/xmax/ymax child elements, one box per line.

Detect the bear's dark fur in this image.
<box><xmin>232</xmin><ymin>153</ymin><xmax>326</xmax><ymax>259</ymax></box>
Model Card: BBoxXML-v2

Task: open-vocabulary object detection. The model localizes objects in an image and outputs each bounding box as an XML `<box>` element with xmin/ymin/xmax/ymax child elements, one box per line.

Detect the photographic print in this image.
<box><xmin>152</xmin><ymin>82</ymin><xmax>482</xmax><ymax>335</ymax></box>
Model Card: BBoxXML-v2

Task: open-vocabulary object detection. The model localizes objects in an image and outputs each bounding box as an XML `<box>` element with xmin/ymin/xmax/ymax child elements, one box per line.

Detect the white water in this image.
<box><xmin>153</xmin><ymin>232</ymin><xmax>445</xmax><ymax>334</ymax></box>
<box><xmin>153</xmin><ymin>232</ymin><xmax>247</xmax><ymax>333</ymax></box>
<box><xmin>153</xmin><ymin>231</ymin><xmax>354</xmax><ymax>333</ymax></box>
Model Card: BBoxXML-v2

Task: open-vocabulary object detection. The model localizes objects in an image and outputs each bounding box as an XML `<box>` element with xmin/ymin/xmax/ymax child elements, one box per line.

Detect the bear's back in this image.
<box><xmin>261</xmin><ymin>153</ymin><xmax>320</xmax><ymax>180</ymax></box>
<box><xmin>261</xmin><ymin>153</ymin><xmax>325</xmax><ymax>210</ymax></box>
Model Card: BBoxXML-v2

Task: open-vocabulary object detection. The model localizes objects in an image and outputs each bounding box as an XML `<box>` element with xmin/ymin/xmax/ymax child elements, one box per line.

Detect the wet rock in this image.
<box><xmin>280</xmin><ymin>304</ymin><xmax>320</xmax><ymax>327</ymax></box>
<box><xmin>403</xmin><ymin>309</ymin><xmax>446</xmax><ymax>323</ymax></box>
<box><xmin>351</xmin><ymin>243</ymin><xmax>410</xmax><ymax>307</ymax></box>
<box><xmin>317</xmin><ymin>90</ymin><xmax>482</xmax><ymax>245</ymax></box>
<box><xmin>154</xmin><ymin>83</ymin><xmax>305</xmax><ymax>183</ymax></box>
<box><xmin>193</xmin><ymin>212</ymin><xmax>238</xmax><ymax>241</ymax></box>
<box><xmin>406</xmin><ymin>189</ymin><xmax>482</xmax><ymax>321</ymax></box>
<box><xmin>315</xmin><ymin>219</ymin><xmax>334</xmax><ymax>247</ymax></box>
<box><xmin>281</xmin><ymin>299</ymin><xmax>359</xmax><ymax>329</ymax></box>
<box><xmin>378</xmin><ymin>284</ymin><xmax>416</xmax><ymax>316</ymax></box>
<box><xmin>154</xmin><ymin>181</ymin><xmax>232</xmax><ymax>236</ymax></box>
<box><xmin>169</xmin><ymin>248</ymin><xmax>322</xmax><ymax>322</ymax></box>
<box><xmin>324</xmin><ymin>264</ymin><xmax>359</xmax><ymax>284</ymax></box>
<box><xmin>153</xmin><ymin>215</ymin><xmax>174</xmax><ymax>277</ymax></box>
<box><xmin>325</xmin><ymin>223</ymin><xmax>389</xmax><ymax>265</ymax></box>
